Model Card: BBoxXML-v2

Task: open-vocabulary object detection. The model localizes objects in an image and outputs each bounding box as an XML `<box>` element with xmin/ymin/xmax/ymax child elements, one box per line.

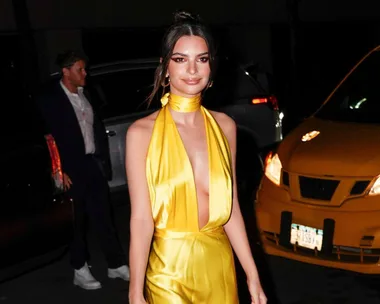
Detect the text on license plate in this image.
<box><xmin>290</xmin><ymin>223</ymin><xmax>323</xmax><ymax>251</ymax></box>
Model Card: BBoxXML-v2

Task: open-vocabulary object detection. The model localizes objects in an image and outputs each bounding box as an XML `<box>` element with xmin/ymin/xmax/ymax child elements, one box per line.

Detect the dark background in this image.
<box><xmin>2</xmin><ymin>0</ymin><xmax>380</xmax><ymax>130</ymax></box>
<box><xmin>2</xmin><ymin>1</ymin><xmax>380</xmax><ymax>303</ymax></box>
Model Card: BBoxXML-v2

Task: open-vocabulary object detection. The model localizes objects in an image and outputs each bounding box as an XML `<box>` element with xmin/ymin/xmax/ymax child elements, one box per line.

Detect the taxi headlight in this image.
<box><xmin>369</xmin><ymin>176</ymin><xmax>380</xmax><ymax>195</ymax></box>
<box><xmin>264</xmin><ymin>152</ymin><xmax>282</xmax><ymax>186</ymax></box>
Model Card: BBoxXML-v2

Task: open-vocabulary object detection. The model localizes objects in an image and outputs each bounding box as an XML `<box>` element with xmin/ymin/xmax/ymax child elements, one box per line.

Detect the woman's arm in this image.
<box><xmin>221</xmin><ymin>115</ymin><xmax>267</xmax><ymax>303</ymax></box>
<box><xmin>125</xmin><ymin>122</ymin><xmax>154</xmax><ymax>302</ymax></box>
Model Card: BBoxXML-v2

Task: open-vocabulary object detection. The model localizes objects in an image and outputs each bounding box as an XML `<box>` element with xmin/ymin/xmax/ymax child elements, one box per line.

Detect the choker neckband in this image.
<box><xmin>160</xmin><ymin>93</ymin><xmax>201</xmax><ymax>113</ymax></box>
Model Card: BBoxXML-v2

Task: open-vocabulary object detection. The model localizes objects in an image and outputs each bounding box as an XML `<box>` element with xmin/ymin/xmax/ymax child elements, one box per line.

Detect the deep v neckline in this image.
<box><xmin>166</xmin><ymin>106</ymin><xmax>211</xmax><ymax>231</ymax></box>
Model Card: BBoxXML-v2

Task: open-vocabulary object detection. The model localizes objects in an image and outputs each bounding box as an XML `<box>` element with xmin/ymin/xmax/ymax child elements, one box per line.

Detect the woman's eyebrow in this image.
<box><xmin>171</xmin><ymin>52</ymin><xmax>209</xmax><ymax>57</ymax></box>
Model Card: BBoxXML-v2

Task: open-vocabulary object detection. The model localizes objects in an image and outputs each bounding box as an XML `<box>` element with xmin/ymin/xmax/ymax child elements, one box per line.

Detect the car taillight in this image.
<box><xmin>44</xmin><ymin>134</ymin><xmax>64</xmax><ymax>192</ymax></box>
<box><xmin>251</xmin><ymin>95</ymin><xmax>279</xmax><ymax>110</ymax></box>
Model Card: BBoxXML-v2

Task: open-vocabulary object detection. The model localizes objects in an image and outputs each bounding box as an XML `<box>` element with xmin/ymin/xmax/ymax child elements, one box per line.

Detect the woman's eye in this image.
<box><xmin>199</xmin><ymin>57</ymin><xmax>209</xmax><ymax>63</ymax></box>
<box><xmin>171</xmin><ymin>57</ymin><xmax>185</xmax><ymax>63</ymax></box>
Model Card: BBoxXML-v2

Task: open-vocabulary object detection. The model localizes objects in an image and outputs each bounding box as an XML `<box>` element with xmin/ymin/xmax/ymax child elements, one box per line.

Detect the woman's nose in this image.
<box><xmin>187</xmin><ymin>61</ymin><xmax>197</xmax><ymax>75</ymax></box>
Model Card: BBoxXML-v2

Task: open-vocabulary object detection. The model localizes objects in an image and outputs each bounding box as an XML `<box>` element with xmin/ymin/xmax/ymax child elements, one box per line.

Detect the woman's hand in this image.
<box><xmin>248</xmin><ymin>277</ymin><xmax>267</xmax><ymax>304</ymax></box>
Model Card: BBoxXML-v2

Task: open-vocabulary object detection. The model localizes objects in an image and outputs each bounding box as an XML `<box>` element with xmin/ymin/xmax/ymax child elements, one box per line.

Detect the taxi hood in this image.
<box><xmin>277</xmin><ymin>117</ymin><xmax>380</xmax><ymax>177</ymax></box>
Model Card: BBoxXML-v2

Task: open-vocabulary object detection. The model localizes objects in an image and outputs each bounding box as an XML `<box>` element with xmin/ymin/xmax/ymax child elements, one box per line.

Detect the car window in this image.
<box><xmin>87</xmin><ymin>67</ymin><xmax>159</xmax><ymax>119</ymax></box>
<box><xmin>316</xmin><ymin>50</ymin><xmax>380</xmax><ymax>124</ymax></box>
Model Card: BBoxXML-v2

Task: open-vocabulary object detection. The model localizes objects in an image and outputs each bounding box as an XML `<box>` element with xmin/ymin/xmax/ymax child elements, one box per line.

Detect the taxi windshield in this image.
<box><xmin>315</xmin><ymin>49</ymin><xmax>380</xmax><ymax>124</ymax></box>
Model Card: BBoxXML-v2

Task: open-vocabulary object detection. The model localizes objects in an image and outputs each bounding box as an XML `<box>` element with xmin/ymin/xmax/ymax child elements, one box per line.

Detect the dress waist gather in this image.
<box><xmin>154</xmin><ymin>226</ymin><xmax>225</xmax><ymax>239</ymax></box>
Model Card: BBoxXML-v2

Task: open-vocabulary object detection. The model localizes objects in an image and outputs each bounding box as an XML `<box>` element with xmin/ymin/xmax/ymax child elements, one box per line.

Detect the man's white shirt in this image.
<box><xmin>60</xmin><ymin>81</ymin><xmax>95</xmax><ymax>154</ymax></box>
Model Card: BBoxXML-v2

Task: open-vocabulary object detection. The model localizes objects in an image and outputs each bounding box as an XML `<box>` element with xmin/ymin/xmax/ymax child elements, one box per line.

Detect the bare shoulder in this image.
<box><xmin>126</xmin><ymin>110</ymin><xmax>159</xmax><ymax>146</ymax></box>
<box><xmin>209</xmin><ymin>110</ymin><xmax>236</xmax><ymax>138</ymax></box>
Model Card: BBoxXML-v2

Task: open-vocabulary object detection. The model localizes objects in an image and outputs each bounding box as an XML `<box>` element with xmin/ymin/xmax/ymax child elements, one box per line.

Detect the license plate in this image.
<box><xmin>290</xmin><ymin>223</ymin><xmax>323</xmax><ymax>251</ymax></box>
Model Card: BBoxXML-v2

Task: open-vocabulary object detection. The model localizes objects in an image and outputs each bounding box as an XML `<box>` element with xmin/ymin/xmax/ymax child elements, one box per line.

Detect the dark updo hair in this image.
<box><xmin>147</xmin><ymin>10</ymin><xmax>215</xmax><ymax>105</ymax></box>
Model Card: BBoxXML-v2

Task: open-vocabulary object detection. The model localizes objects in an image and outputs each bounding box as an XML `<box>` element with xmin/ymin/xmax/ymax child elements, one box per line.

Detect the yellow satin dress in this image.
<box><xmin>144</xmin><ymin>93</ymin><xmax>238</xmax><ymax>303</ymax></box>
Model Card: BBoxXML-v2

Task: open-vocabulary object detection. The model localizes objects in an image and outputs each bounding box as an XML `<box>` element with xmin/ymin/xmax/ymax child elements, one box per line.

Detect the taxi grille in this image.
<box><xmin>263</xmin><ymin>231</ymin><xmax>380</xmax><ymax>264</ymax></box>
<box><xmin>299</xmin><ymin>176</ymin><xmax>340</xmax><ymax>201</ymax></box>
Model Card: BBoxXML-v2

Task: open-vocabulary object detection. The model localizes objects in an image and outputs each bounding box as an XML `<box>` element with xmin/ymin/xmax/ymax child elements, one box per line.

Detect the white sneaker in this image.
<box><xmin>73</xmin><ymin>263</ymin><xmax>102</xmax><ymax>290</ymax></box>
<box><xmin>107</xmin><ymin>265</ymin><xmax>130</xmax><ymax>281</ymax></box>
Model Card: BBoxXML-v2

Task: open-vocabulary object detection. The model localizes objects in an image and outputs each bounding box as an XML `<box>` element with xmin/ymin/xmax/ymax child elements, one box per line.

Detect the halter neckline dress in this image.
<box><xmin>144</xmin><ymin>94</ymin><xmax>238</xmax><ymax>303</ymax></box>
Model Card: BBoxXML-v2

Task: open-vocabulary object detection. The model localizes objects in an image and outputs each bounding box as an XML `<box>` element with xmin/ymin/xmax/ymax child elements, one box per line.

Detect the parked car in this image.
<box><xmin>255</xmin><ymin>45</ymin><xmax>380</xmax><ymax>273</ymax></box>
<box><xmin>84</xmin><ymin>55</ymin><xmax>283</xmax><ymax>199</ymax></box>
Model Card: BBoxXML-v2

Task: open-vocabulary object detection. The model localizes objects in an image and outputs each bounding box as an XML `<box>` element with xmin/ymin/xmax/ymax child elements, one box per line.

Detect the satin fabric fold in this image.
<box><xmin>145</xmin><ymin>102</ymin><xmax>239</xmax><ymax>303</ymax></box>
<box><xmin>161</xmin><ymin>92</ymin><xmax>202</xmax><ymax>112</ymax></box>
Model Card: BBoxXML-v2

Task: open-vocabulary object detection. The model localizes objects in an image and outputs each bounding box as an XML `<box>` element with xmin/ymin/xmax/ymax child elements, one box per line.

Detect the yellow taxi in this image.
<box><xmin>255</xmin><ymin>45</ymin><xmax>380</xmax><ymax>273</ymax></box>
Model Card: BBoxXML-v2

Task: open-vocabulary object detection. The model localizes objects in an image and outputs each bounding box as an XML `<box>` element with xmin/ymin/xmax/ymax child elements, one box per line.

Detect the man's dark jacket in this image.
<box><xmin>35</xmin><ymin>80</ymin><xmax>112</xmax><ymax>188</ymax></box>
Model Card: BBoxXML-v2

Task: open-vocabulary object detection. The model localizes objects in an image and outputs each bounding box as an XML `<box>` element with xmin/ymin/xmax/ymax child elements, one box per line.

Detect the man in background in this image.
<box><xmin>36</xmin><ymin>50</ymin><xmax>129</xmax><ymax>290</ymax></box>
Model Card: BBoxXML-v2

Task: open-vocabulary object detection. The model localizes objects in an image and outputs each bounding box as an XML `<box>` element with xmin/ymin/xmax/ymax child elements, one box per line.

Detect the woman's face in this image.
<box><xmin>167</xmin><ymin>35</ymin><xmax>210</xmax><ymax>98</ymax></box>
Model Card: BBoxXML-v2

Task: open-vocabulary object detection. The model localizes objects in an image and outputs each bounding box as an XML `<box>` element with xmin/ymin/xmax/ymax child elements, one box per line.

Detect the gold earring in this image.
<box><xmin>162</xmin><ymin>76</ymin><xmax>170</xmax><ymax>87</ymax></box>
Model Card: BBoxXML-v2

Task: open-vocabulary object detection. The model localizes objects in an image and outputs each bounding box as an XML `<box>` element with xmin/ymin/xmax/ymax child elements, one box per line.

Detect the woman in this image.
<box><xmin>126</xmin><ymin>10</ymin><xmax>267</xmax><ymax>304</ymax></box>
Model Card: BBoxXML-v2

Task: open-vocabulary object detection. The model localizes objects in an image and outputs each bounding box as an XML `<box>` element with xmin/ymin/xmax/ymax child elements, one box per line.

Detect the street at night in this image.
<box><xmin>1</xmin><ymin>195</ymin><xmax>380</xmax><ymax>303</ymax></box>
<box><xmin>2</xmin><ymin>1</ymin><xmax>380</xmax><ymax>303</ymax></box>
